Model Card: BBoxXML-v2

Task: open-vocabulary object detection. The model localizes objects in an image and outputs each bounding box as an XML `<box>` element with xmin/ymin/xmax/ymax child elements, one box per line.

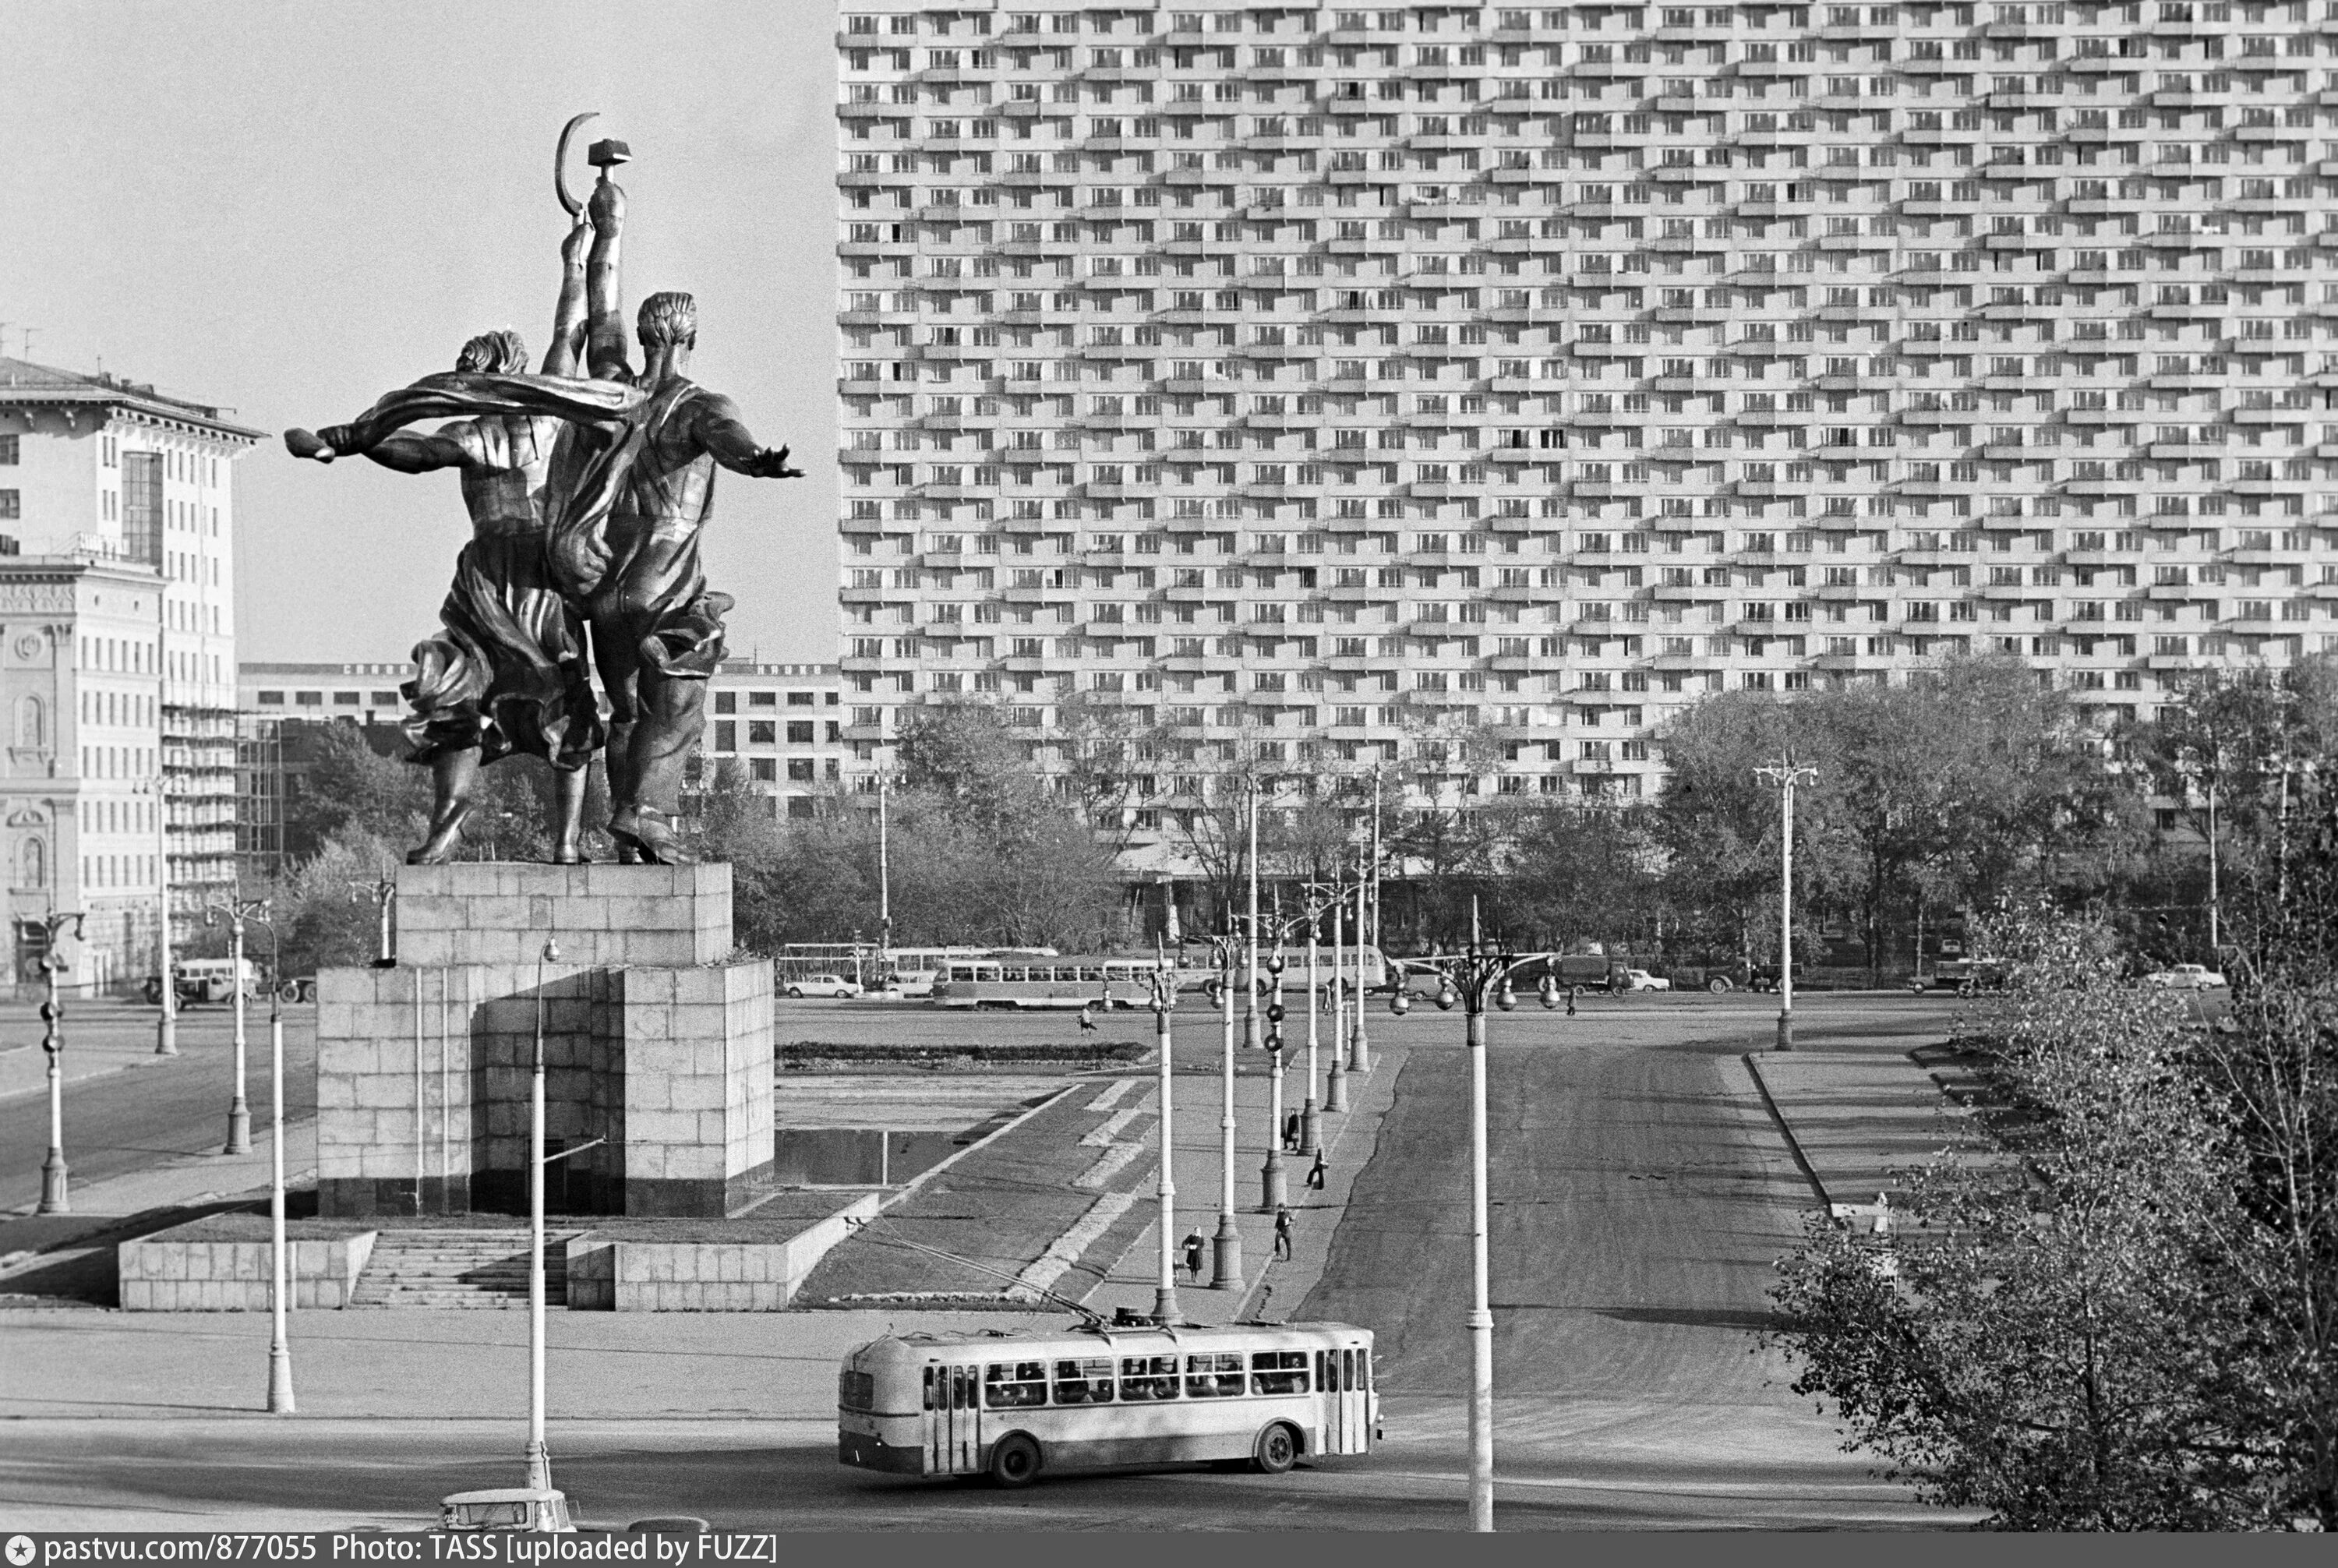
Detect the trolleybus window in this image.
<box><xmin>840</xmin><ymin>1368</ymin><xmax>875</xmax><ymax>1411</ymax></box>
<box><xmin>1119</xmin><ymin>1354</ymin><xmax>1179</xmax><ymax>1401</ymax></box>
<box><xmin>1051</xmin><ymin>1357</ymin><xmax>1115</xmax><ymax>1405</ymax></box>
<box><xmin>1250</xmin><ymin>1351</ymin><xmax>1310</xmax><ymax>1396</ymax></box>
<box><xmin>1185</xmin><ymin>1351</ymin><xmax>1246</xmax><ymax>1398</ymax></box>
<box><xmin>984</xmin><ymin>1361</ymin><xmax>1047</xmax><ymax>1408</ymax></box>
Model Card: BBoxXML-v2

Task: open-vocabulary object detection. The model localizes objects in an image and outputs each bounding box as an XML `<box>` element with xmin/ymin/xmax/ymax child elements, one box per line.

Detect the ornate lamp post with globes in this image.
<box><xmin>34</xmin><ymin>910</ymin><xmax>87</xmax><ymax>1214</ymax></box>
<box><xmin>1143</xmin><ymin>941</ymin><xmax>1181</xmax><ymax>1327</ymax></box>
<box><xmin>135</xmin><ymin>775</ymin><xmax>175</xmax><ymax>1057</ymax></box>
<box><xmin>205</xmin><ymin>891</ymin><xmax>269</xmax><ymax>1155</ymax></box>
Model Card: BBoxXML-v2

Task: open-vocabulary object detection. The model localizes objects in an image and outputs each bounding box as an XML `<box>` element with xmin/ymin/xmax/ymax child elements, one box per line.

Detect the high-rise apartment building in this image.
<box><xmin>0</xmin><ymin>358</ymin><xmax>256</xmax><ymax>992</ymax></box>
<box><xmin>835</xmin><ymin>0</ymin><xmax>2338</xmax><ymax>838</ymax></box>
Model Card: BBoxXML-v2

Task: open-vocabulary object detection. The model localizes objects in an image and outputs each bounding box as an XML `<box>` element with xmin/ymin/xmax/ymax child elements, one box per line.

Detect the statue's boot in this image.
<box><xmin>407</xmin><ymin>800</ymin><xmax>474</xmax><ymax>865</ymax></box>
<box><xmin>408</xmin><ymin>749</ymin><xmax>480</xmax><ymax>865</ymax></box>
<box><xmin>608</xmin><ymin>805</ymin><xmax>696</xmax><ymax>866</ymax></box>
<box><xmin>547</xmin><ymin>765</ymin><xmax>591</xmax><ymax>865</ymax></box>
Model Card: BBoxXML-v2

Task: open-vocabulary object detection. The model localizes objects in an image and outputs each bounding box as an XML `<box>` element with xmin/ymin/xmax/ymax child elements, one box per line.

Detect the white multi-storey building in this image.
<box><xmin>836</xmin><ymin>0</ymin><xmax>2338</xmax><ymax>837</ymax></box>
<box><xmin>0</xmin><ymin>357</ymin><xmax>256</xmax><ymax>993</ymax></box>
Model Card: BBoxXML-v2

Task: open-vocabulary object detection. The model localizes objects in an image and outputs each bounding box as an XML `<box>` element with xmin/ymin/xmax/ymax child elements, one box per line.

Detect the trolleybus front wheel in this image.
<box><xmin>988</xmin><ymin>1432</ymin><xmax>1042</xmax><ymax>1489</ymax></box>
<box><xmin>1252</xmin><ymin>1421</ymin><xmax>1300</xmax><ymax>1475</ymax></box>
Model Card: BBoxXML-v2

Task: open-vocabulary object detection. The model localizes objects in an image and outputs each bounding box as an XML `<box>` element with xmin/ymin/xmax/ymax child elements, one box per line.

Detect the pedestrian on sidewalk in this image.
<box><xmin>1182</xmin><ymin>1230</ymin><xmax>1205</xmax><ymax>1282</ymax></box>
<box><xmin>1282</xmin><ymin>1111</ymin><xmax>1300</xmax><ymax>1153</ymax></box>
<box><xmin>1306</xmin><ymin>1147</ymin><xmax>1327</xmax><ymax>1190</ymax></box>
<box><xmin>1273</xmin><ymin>1204</ymin><xmax>1294</xmax><ymax>1262</ymax></box>
<box><xmin>1078</xmin><ymin>1004</ymin><xmax>1099</xmax><ymax>1035</ymax></box>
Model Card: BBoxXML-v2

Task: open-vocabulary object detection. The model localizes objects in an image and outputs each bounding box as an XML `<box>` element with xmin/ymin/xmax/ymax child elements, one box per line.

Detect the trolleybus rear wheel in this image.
<box><xmin>1252</xmin><ymin>1421</ymin><xmax>1299</xmax><ymax>1475</ymax></box>
<box><xmin>989</xmin><ymin>1432</ymin><xmax>1041</xmax><ymax>1489</ymax></box>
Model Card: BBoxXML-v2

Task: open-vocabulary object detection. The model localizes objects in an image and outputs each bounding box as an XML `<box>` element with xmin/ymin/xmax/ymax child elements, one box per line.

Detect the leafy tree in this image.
<box><xmin>1771</xmin><ymin>908</ymin><xmax>2264</xmax><ymax>1529</ymax></box>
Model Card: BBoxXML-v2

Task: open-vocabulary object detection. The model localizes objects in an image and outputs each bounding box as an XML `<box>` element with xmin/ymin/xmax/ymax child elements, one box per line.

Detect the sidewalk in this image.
<box><xmin>1745</xmin><ymin>1043</ymin><xmax>1985</xmax><ymax>1213</ymax></box>
<box><xmin>1082</xmin><ymin>1040</ymin><xmax>1404</xmax><ymax>1329</ymax></box>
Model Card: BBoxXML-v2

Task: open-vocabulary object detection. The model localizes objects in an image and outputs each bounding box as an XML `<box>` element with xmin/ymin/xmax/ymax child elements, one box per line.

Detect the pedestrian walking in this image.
<box><xmin>1077</xmin><ymin>1004</ymin><xmax>1099</xmax><ymax>1034</ymax></box>
<box><xmin>1565</xmin><ymin>985</ymin><xmax>1577</xmax><ymax>1018</ymax></box>
<box><xmin>1282</xmin><ymin>1111</ymin><xmax>1300</xmax><ymax>1153</ymax></box>
<box><xmin>1182</xmin><ymin>1230</ymin><xmax>1205</xmax><ymax>1282</ymax></box>
<box><xmin>1272</xmin><ymin>1204</ymin><xmax>1294</xmax><ymax>1262</ymax></box>
<box><xmin>1306</xmin><ymin>1147</ymin><xmax>1327</xmax><ymax>1191</ymax></box>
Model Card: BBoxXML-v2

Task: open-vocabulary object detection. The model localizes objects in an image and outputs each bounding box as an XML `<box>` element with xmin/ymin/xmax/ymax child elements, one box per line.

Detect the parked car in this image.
<box><xmin>2145</xmin><ymin>963</ymin><xmax>2228</xmax><ymax>991</ymax></box>
<box><xmin>440</xmin><ymin>1488</ymin><xmax>574</xmax><ymax>1534</ymax></box>
<box><xmin>785</xmin><ymin>973</ymin><xmax>864</xmax><ymax>1000</ymax></box>
<box><xmin>1622</xmin><ymin>968</ymin><xmax>1672</xmax><ymax>993</ymax></box>
<box><xmin>1744</xmin><ymin>963</ymin><xmax>1808</xmax><ymax>995</ymax></box>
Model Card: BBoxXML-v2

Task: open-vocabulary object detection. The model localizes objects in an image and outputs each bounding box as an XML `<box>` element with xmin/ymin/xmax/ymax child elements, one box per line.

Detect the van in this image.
<box><xmin>161</xmin><ymin>958</ymin><xmax>261</xmax><ymax>1005</ymax></box>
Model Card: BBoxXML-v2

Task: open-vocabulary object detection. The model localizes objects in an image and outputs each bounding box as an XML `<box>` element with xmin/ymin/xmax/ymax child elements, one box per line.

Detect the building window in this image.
<box><xmin>788</xmin><ymin>690</ymin><xmax>817</xmax><ymax>706</ymax></box>
<box><xmin>788</xmin><ymin>758</ymin><xmax>815</xmax><ymax>782</ymax></box>
<box><xmin>749</xmin><ymin>690</ymin><xmax>779</xmax><ymax>708</ymax></box>
<box><xmin>748</xmin><ymin>720</ymin><xmax>777</xmax><ymax>746</ymax></box>
<box><xmin>334</xmin><ymin>690</ymin><xmax>361</xmax><ymax>705</ymax></box>
<box><xmin>0</xmin><ymin>435</ymin><xmax>18</xmax><ymax>464</ymax></box>
<box><xmin>256</xmin><ymin>691</ymin><xmax>285</xmax><ymax>707</ymax></box>
<box><xmin>787</xmin><ymin>796</ymin><xmax>817</xmax><ymax>821</ymax></box>
<box><xmin>786</xmin><ymin>721</ymin><xmax>815</xmax><ymax>744</ymax></box>
<box><xmin>713</xmin><ymin>721</ymin><xmax>736</xmax><ymax>751</ymax></box>
<box><xmin>0</xmin><ymin>491</ymin><xmax>17</xmax><ymax>520</ymax></box>
<box><xmin>715</xmin><ymin>691</ymin><xmax>737</xmax><ymax>714</ymax></box>
<box><xmin>294</xmin><ymin>692</ymin><xmax>323</xmax><ymax>708</ymax></box>
<box><xmin>750</xmin><ymin>758</ymin><xmax>777</xmax><ymax>782</ymax></box>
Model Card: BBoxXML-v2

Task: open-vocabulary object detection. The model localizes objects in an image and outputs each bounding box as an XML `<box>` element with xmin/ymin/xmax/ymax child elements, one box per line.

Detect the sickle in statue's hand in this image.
<box><xmin>556</xmin><ymin>112</ymin><xmax>599</xmax><ymax>217</ymax></box>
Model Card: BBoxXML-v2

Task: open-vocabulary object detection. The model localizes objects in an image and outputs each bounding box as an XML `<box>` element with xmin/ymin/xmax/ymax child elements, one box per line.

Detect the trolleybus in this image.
<box><xmin>838</xmin><ymin>1321</ymin><xmax>1378</xmax><ymax>1485</ymax></box>
<box><xmin>931</xmin><ymin>947</ymin><xmax>1390</xmax><ymax>1010</ymax></box>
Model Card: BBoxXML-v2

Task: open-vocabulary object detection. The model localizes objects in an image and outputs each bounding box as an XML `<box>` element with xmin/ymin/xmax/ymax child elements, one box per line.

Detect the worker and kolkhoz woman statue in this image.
<box><xmin>284</xmin><ymin>118</ymin><xmax>803</xmax><ymax>867</ymax></box>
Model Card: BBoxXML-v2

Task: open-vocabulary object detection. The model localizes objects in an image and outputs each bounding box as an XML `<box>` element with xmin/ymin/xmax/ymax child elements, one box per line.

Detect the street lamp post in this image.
<box><xmin>1324</xmin><ymin>891</ymin><xmax>1349</xmax><ymax>1114</ymax></box>
<box><xmin>528</xmin><ymin>937</ymin><xmax>559</xmax><ymax>1491</ymax></box>
<box><xmin>877</xmin><ymin>772</ymin><xmax>892</xmax><ymax>966</ymax></box>
<box><xmin>1447</xmin><ymin>896</ymin><xmax>1521</xmax><ymax>1534</ymax></box>
<box><xmin>348</xmin><ymin>871</ymin><xmax>395</xmax><ymax>966</ymax></box>
<box><xmin>35</xmin><ymin>911</ymin><xmax>86</xmax><ymax>1214</ymax></box>
<box><xmin>142</xmin><ymin>776</ymin><xmax>176</xmax><ymax>1057</ymax></box>
<box><xmin>1243</xmin><ymin>784</ymin><xmax>1262</xmax><ymax>1051</ymax></box>
<box><xmin>1348</xmin><ymin>849</ymin><xmax>1374</xmax><ymax>1077</ymax></box>
<box><xmin>1207</xmin><ymin>927</ymin><xmax>1243</xmax><ymax>1291</ymax></box>
<box><xmin>1754</xmin><ymin>753</ymin><xmax>1818</xmax><ymax>1052</ymax></box>
<box><xmin>1259</xmin><ymin>946</ymin><xmax>1289</xmax><ymax>1212</ymax></box>
<box><xmin>206</xmin><ymin>893</ymin><xmax>267</xmax><ymax>1154</ymax></box>
<box><xmin>246</xmin><ymin>902</ymin><xmax>295</xmax><ymax>1414</ymax></box>
<box><xmin>1144</xmin><ymin>942</ymin><xmax>1181</xmax><ymax>1327</ymax></box>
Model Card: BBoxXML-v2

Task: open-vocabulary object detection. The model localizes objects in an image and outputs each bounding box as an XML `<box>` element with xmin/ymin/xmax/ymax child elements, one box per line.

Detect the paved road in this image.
<box><xmin>0</xmin><ymin>994</ymin><xmax>1965</xmax><ymax>1529</ymax></box>
<box><xmin>0</xmin><ymin>1004</ymin><xmax>316</xmax><ymax>1215</ymax></box>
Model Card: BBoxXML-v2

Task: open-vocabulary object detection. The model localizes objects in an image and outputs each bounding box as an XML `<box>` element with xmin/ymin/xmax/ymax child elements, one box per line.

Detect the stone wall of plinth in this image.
<box><xmin>314</xmin><ymin>863</ymin><xmax>772</xmax><ymax>1220</ymax></box>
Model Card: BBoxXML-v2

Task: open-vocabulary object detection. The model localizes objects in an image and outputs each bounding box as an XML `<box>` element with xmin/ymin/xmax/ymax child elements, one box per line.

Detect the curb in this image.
<box><xmin>1740</xmin><ymin>1051</ymin><xmax>1831</xmax><ymax>1208</ymax></box>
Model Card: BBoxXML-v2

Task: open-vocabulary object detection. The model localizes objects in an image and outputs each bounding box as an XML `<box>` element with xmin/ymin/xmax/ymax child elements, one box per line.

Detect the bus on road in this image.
<box><xmin>838</xmin><ymin>1321</ymin><xmax>1378</xmax><ymax>1485</ymax></box>
<box><xmin>931</xmin><ymin>948</ymin><xmax>1390</xmax><ymax>1010</ymax></box>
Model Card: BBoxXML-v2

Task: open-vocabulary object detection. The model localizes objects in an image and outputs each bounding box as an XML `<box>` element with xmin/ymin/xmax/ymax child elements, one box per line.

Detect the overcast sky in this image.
<box><xmin>0</xmin><ymin>0</ymin><xmax>841</xmax><ymax>667</ymax></box>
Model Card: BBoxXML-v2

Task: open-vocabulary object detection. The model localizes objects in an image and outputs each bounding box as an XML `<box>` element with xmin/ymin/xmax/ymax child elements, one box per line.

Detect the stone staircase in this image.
<box><xmin>348</xmin><ymin>1230</ymin><xmax>577</xmax><ymax>1308</ymax></box>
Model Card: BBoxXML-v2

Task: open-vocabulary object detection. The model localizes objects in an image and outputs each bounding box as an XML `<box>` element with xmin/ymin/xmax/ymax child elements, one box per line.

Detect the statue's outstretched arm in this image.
<box><xmin>690</xmin><ymin>393</ymin><xmax>806</xmax><ymax>481</ymax></box>
<box><xmin>361</xmin><ymin>429</ymin><xmax>474</xmax><ymax>475</ymax></box>
<box><xmin>285</xmin><ymin>373</ymin><xmax>638</xmax><ymax>464</ymax></box>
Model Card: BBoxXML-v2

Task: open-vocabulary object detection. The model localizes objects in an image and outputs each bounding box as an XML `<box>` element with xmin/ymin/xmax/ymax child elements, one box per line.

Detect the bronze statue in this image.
<box><xmin>284</xmin><ymin>122</ymin><xmax>803</xmax><ymax>867</ymax></box>
<box><xmin>284</xmin><ymin>212</ymin><xmax>604</xmax><ymax>864</ymax></box>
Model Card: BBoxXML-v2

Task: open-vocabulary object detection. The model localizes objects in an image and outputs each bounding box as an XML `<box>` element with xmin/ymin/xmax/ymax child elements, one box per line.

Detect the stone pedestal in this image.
<box><xmin>314</xmin><ymin>863</ymin><xmax>773</xmax><ymax>1220</ymax></box>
